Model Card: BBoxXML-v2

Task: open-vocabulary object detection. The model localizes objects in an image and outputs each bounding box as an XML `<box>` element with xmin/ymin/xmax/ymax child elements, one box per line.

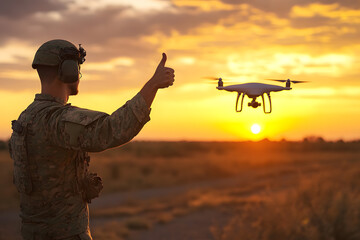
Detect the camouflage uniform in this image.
<box><xmin>9</xmin><ymin>92</ymin><xmax>150</xmax><ymax>240</ymax></box>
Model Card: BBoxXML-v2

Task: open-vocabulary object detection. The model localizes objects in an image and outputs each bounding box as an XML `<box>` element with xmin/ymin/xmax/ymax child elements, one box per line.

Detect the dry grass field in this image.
<box><xmin>0</xmin><ymin>140</ymin><xmax>360</xmax><ymax>240</ymax></box>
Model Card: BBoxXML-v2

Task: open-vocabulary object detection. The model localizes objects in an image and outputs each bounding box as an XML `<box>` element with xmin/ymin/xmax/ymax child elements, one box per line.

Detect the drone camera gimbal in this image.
<box><xmin>248</xmin><ymin>99</ymin><xmax>261</xmax><ymax>108</ymax></box>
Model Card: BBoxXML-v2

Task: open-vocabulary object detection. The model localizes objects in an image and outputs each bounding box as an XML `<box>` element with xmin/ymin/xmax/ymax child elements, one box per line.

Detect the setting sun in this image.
<box><xmin>251</xmin><ymin>124</ymin><xmax>261</xmax><ymax>134</ymax></box>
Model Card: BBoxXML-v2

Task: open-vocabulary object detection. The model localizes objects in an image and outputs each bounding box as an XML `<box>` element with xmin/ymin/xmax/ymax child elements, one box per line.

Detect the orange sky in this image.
<box><xmin>1</xmin><ymin>0</ymin><xmax>360</xmax><ymax>141</ymax></box>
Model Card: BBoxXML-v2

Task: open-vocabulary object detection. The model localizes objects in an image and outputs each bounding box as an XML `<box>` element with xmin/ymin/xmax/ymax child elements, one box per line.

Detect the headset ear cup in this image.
<box><xmin>60</xmin><ymin>60</ymin><xmax>79</xmax><ymax>83</ymax></box>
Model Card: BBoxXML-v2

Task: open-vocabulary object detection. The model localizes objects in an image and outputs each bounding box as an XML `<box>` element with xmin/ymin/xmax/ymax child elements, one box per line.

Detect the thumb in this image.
<box><xmin>157</xmin><ymin>53</ymin><xmax>167</xmax><ymax>68</ymax></box>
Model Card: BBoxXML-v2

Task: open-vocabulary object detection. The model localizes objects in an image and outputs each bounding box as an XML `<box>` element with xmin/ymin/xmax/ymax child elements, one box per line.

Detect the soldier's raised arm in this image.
<box><xmin>50</xmin><ymin>53</ymin><xmax>175</xmax><ymax>152</ymax></box>
<box><xmin>54</xmin><ymin>93</ymin><xmax>149</xmax><ymax>152</ymax></box>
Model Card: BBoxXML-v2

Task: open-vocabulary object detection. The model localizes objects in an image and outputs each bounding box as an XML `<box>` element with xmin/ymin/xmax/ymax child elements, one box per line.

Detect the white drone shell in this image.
<box><xmin>217</xmin><ymin>82</ymin><xmax>291</xmax><ymax>97</ymax></box>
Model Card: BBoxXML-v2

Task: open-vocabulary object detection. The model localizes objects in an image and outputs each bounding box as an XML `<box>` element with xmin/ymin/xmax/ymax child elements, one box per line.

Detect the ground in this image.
<box><xmin>0</xmin><ymin>141</ymin><xmax>359</xmax><ymax>240</ymax></box>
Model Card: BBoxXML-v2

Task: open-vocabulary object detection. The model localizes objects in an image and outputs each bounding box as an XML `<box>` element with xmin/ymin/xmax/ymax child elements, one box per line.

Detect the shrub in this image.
<box><xmin>217</xmin><ymin>170</ymin><xmax>360</xmax><ymax>240</ymax></box>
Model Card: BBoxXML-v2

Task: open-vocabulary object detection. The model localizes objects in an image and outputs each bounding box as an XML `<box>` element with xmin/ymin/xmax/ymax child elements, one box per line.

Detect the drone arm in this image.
<box><xmin>235</xmin><ymin>92</ymin><xmax>245</xmax><ymax>112</ymax></box>
<box><xmin>261</xmin><ymin>93</ymin><xmax>272</xmax><ymax>114</ymax></box>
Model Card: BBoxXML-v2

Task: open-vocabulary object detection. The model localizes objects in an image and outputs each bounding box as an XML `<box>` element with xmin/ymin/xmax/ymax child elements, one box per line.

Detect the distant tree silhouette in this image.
<box><xmin>303</xmin><ymin>136</ymin><xmax>325</xmax><ymax>143</ymax></box>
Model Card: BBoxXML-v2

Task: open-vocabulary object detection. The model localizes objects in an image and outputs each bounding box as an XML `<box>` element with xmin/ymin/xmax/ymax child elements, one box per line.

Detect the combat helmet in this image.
<box><xmin>32</xmin><ymin>39</ymin><xmax>86</xmax><ymax>83</ymax></box>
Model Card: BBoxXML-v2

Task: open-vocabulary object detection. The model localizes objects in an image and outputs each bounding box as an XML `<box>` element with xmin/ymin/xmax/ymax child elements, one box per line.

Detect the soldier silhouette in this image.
<box><xmin>8</xmin><ymin>39</ymin><xmax>175</xmax><ymax>240</ymax></box>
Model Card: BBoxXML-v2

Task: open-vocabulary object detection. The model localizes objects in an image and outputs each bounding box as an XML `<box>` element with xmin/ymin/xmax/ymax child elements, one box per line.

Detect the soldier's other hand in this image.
<box><xmin>150</xmin><ymin>53</ymin><xmax>175</xmax><ymax>89</ymax></box>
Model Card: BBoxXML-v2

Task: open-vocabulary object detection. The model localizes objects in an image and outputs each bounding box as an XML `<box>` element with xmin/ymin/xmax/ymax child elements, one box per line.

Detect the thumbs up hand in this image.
<box><xmin>150</xmin><ymin>53</ymin><xmax>175</xmax><ymax>89</ymax></box>
<box><xmin>139</xmin><ymin>53</ymin><xmax>175</xmax><ymax>107</ymax></box>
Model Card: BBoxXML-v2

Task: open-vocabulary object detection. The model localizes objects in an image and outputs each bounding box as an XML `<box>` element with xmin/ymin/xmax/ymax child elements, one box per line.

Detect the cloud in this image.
<box><xmin>0</xmin><ymin>0</ymin><xmax>69</xmax><ymax>19</ymax></box>
<box><xmin>220</xmin><ymin>0</ymin><xmax>360</xmax><ymax>16</ymax></box>
<box><xmin>0</xmin><ymin>0</ymin><xmax>237</xmax><ymax>92</ymax></box>
<box><xmin>0</xmin><ymin>2</ymin><xmax>231</xmax><ymax>59</ymax></box>
<box><xmin>1</xmin><ymin>0</ymin><xmax>360</xmax><ymax>93</ymax></box>
<box><xmin>290</xmin><ymin>3</ymin><xmax>360</xmax><ymax>24</ymax></box>
<box><xmin>171</xmin><ymin>0</ymin><xmax>234</xmax><ymax>11</ymax></box>
<box><xmin>0</xmin><ymin>1</ymin><xmax>230</xmax><ymax>44</ymax></box>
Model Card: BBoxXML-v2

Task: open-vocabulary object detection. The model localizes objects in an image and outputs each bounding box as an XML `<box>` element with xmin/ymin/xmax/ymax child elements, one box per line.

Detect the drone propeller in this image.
<box><xmin>291</xmin><ymin>80</ymin><xmax>309</xmax><ymax>84</ymax></box>
<box><xmin>203</xmin><ymin>77</ymin><xmax>224</xmax><ymax>81</ymax></box>
<box><xmin>266</xmin><ymin>79</ymin><xmax>309</xmax><ymax>83</ymax></box>
<box><xmin>266</xmin><ymin>79</ymin><xmax>287</xmax><ymax>83</ymax></box>
<box><xmin>202</xmin><ymin>77</ymin><xmax>242</xmax><ymax>83</ymax></box>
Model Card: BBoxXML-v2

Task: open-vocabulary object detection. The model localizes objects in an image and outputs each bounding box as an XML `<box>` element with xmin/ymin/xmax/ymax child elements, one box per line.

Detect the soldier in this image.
<box><xmin>8</xmin><ymin>39</ymin><xmax>175</xmax><ymax>240</ymax></box>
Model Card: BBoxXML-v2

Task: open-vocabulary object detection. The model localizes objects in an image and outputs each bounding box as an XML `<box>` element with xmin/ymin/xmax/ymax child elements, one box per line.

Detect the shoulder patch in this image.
<box><xmin>63</xmin><ymin>107</ymin><xmax>108</xmax><ymax>126</ymax></box>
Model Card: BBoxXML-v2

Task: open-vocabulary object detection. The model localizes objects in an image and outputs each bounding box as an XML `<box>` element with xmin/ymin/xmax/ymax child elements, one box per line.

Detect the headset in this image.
<box><xmin>58</xmin><ymin>44</ymin><xmax>86</xmax><ymax>83</ymax></box>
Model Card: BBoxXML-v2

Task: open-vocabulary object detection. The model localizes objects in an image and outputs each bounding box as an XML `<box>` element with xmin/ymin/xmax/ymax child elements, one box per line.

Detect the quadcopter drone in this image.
<box><xmin>208</xmin><ymin>77</ymin><xmax>307</xmax><ymax>114</ymax></box>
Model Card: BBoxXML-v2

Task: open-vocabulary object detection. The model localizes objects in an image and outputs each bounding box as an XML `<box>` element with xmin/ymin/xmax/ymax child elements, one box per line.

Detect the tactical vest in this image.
<box><xmin>9</xmin><ymin>103</ymin><xmax>50</xmax><ymax>194</ymax></box>
<box><xmin>9</xmin><ymin>99</ymin><xmax>96</xmax><ymax>239</ymax></box>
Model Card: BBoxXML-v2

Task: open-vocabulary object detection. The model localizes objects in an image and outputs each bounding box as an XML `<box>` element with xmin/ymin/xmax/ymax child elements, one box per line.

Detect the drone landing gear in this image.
<box><xmin>235</xmin><ymin>93</ymin><xmax>272</xmax><ymax>113</ymax></box>
<box><xmin>261</xmin><ymin>93</ymin><xmax>272</xmax><ymax>114</ymax></box>
<box><xmin>235</xmin><ymin>92</ymin><xmax>245</xmax><ymax>112</ymax></box>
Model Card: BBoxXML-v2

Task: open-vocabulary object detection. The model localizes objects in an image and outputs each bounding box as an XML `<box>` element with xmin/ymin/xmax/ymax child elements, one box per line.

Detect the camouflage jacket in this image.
<box><xmin>9</xmin><ymin>93</ymin><xmax>150</xmax><ymax>240</ymax></box>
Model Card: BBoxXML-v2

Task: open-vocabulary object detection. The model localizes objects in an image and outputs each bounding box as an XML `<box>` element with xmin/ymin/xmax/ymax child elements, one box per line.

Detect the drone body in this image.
<box><xmin>217</xmin><ymin>82</ymin><xmax>291</xmax><ymax>97</ymax></box>
<box><xmin>212</xmin><ymin>78</ymin><xmax>306</xmax><ymax>114</ymax></box>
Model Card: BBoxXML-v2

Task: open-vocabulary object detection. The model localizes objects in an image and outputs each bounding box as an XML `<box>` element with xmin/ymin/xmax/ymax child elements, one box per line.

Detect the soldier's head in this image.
<box><xmin>32</xmin><ymin>39</ymin><xmax>86</xmax><ymax>95</ymax></box>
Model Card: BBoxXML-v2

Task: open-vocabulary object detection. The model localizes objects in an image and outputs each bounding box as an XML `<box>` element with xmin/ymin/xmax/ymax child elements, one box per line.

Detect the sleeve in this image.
<box><xmin>56</xmin><ymin>93</ymin><xmax>151</xmax><ymax>152</ymax></box>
